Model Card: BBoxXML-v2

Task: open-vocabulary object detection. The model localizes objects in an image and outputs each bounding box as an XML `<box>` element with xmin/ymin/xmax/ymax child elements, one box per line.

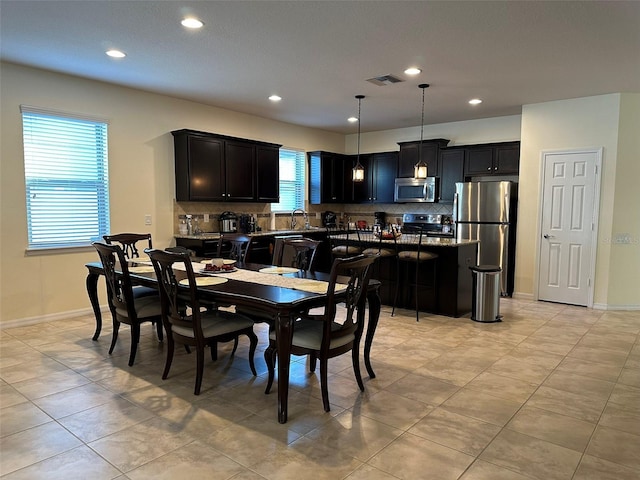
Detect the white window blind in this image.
<box><xmin>272</xmin><ymin>147</ymin><xmax>305</xmax><ymax>212</ymax></box>
<box><xmin>21</xmin><ymin>106</ymin><xmax>110</xmax><ymax>250</ymax></box>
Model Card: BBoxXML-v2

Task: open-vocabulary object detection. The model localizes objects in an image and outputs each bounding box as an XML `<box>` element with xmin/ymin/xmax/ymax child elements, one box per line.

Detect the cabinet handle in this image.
<box><xmin>494</xmin><ymin>167</ymin><xmax>498</xmax><ymax>171</ymax></box>
<box><xmin>487</xmin><ymin>167</ymin><xmax>491</xmax><ymax>171</ymax></box>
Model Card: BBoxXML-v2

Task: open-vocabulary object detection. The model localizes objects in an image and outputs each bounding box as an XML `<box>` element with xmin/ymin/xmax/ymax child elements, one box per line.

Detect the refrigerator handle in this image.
<box><xmin>453</xmin><ymin>192</ymin><xmax>459</xmax><ymax>223</ymax></box>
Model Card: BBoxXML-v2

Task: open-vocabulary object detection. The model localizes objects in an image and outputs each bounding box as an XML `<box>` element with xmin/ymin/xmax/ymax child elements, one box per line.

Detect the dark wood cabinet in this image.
<box><xmin>464</xmin><ymin>141</ymin><xmax>520</xmax><ymax>177</ymax></box>
<box><xmin>438</xmin><ymin>148</ymin><xmax>465</xmax><ymax>203</ymax></box>
<box><xmin>352</xmin><ymin>151</ymin><xmax>397</xmax><ymax>203</ymax></box>
<box><xmin>172</xmin><ymin>129</ymin><xmax>281</xmax><ymax>202</ymax></box>
<box><xmin>397</xmin><ymin>139</ymin><xmax>449</xmax><ymax>178</ymax></box>
<box><xmin>308</xmin><ymin>151</ymin><xmax>350</xmax><ymax>204</ymax></box>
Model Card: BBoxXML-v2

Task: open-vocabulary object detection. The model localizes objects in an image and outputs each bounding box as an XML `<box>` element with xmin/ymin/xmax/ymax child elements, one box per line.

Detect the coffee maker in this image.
<box><xmin>374</xmin><ymin>211</ymin><xmax>386</xmax><ymax>228</ymax></box>
<box><xmin>219</xmin><ymin>211</ymin><xmax>237</xmax><ymax>233</ymax></box>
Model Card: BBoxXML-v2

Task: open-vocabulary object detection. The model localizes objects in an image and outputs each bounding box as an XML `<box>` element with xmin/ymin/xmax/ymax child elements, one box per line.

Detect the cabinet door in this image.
<box><xmin>495</xmin><ymin>144</ymin><xmax>520</xmax><ymax>174</ymax></box>
<box><xmin>372</xmin><ymin>152</ymin><xmax>397</xmax><ymax>203</ymax></box>
<box><xmin>351</xmin><ymin>154</ymin><xmax>373</xmax><ymax>203</ymax></box>
<box><xmin>186</xmin><ymin>135</ymin><xmax>225</xmax><ymax>201</ymax></box>
<box><xmin>398</xmin><ymin>142</ymin><xmax>440</xmax><ymax>178</ymax></box>
<box><xmin>439</xmin><ymin>149</ymin><xmax>465</xmax><ymax>203</ymax></box>
<box><xmin>225</xmin><ymin>141</ymin><xmax>256</xmax><ymax>201</ymax></box>
<box><xmin>256</xmin><ymin>145</ymin><xmax>280</xmax><ymax>202</ymax></box>
<box><xmin>464</xmin><ymin>147</ymin><xmax>494</xmax><ymax>176</ymax></box>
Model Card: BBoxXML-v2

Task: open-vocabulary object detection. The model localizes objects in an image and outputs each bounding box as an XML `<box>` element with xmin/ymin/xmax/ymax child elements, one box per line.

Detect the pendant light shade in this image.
<box><xmin>352</xmin><ymin>95</ymin><xmax>365</xmax><ymax>183</ymax></box>
<box><xmin>414</xmin><ymin>84</ymin><xmax>430</xmax><ymax>179</ymax></box>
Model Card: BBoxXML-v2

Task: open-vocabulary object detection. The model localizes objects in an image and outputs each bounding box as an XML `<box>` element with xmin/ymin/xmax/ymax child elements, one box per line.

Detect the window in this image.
<box><xmin>21</xmin><ymin>106</ymin><xmax>110</xmax><ymax>250</ymax></box>
<box><xmin>271</xmin><ymin>147</ymin><xmax>305</xmax><ymax>212</ymax></box>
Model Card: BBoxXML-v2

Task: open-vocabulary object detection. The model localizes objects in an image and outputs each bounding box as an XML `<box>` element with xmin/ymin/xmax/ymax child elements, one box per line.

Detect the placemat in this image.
<box><xmin>258</xmin><ymin>266</ymin><xmax>301</xmax><ymax>274</ymax></box>
<box><xmin>179</xmin><ymin>277</ymin><xmax>229</xmax><ymax>286</ymax></box>
<box><xmin>128</xmin><ymin>266</ymin><xmax>155</xmax><ymax>274</ymax></box>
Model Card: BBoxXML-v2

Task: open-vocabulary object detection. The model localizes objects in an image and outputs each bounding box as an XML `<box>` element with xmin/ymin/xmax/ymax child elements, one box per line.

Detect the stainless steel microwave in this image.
<box><xmin>394</xmin><ymin>177</ymin><xmax>437</xmax><ymax>203</ymax></box>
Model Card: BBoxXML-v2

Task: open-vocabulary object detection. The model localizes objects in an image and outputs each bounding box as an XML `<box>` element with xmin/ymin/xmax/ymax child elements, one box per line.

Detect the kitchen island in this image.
<box><xmin>176</xmin><ymin>230</ymin><xmax>478</xmax><ymax>317</ymax></box>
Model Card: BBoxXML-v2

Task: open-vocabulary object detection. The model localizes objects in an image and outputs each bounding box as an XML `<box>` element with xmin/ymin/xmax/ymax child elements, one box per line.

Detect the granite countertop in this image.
<box><xmin>175</xmin><ymin>227</ymin><xmax>328</xmax><ymax>240</ymax></box>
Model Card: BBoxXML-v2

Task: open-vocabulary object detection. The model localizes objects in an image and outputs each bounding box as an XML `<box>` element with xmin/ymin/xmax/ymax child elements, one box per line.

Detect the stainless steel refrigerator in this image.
<box><xmin>453</xmin><ymin>181</ymin><xmax>518</xmax><ymax>296</ymax></box>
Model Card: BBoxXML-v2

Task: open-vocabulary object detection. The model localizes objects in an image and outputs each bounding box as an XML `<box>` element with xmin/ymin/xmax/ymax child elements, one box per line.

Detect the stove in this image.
<box><xmin>402</xmin><ymin>213</ymin><xmax>454</xmax><ymax>237</ymax></box>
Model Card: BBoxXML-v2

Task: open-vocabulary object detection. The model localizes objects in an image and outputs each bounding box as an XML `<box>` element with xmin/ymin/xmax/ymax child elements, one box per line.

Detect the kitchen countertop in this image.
<box><xmin>175</xmin><ymin>227</ymin><xmax>328</xmax><ymax>240</ymax></box>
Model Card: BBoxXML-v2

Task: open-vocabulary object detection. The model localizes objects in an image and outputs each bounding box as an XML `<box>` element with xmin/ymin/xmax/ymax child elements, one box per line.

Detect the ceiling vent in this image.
<box><xmin>366</xmin><ymin>74</ymin><xmax>405</xmax><ymax>86</ymax></box>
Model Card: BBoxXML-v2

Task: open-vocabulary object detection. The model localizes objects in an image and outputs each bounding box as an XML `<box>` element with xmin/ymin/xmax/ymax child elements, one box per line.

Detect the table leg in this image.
<box><xmin>86</xmin><ymin>272</ymin><xmax>102</xmax><ymax>341</ymax></box>
<box><xmin>275</xmin><ymin>312</ymin><xmax>294</xmax><ymax>424</ymax></box>
<box><xmin>364</xmin><ymin>286</ymin><xmax>381</xmax><ymax>378</ymax></box>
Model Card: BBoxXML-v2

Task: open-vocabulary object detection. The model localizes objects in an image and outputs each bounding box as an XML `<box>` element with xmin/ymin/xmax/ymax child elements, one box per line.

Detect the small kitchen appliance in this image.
<box><xmin>374</xmin><ymin>211</ymin><xmax>386</xmax><ymax>227</ymax></box>
<box><xmin>219</xmin><ymin>211</ymin><xmax>238</xmax><ymax>233</ymax></box>
<box><xmin>394</xmin><ymin>177</ymin><xmax>437</xmax><ymax>203</ymax></box>
<box><xmin>322</xmin><ymin>211</ymin><xmax>337</xmax><ymax>228</ymax></box>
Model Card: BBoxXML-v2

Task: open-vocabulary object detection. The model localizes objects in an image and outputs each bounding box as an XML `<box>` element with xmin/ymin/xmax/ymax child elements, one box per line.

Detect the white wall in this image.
<box><xmin>518</xmin><ymin>93</ymin><xmax>640</xmax><ymax>308</ymax></box>
<box><xmin>0</xmin><ymin>62</ymin><xmax>343</xmax><ymax>324</ymax></box>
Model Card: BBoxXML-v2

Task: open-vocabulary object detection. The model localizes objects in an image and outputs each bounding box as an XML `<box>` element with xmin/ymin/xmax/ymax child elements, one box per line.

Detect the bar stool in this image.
<box><xmin>394</xmin><ymin>224</ymin><xmax>438</xmax><ymax>321</ymax></box>
<box><xmin>327</xmin><ymin>226</ymin><xmax>362</xmax><ymax>259</ymax></box>
<box><xmin>359</xmin><ymin>225</ymin><xmax>399</xmax><ymax>303</ymax></box>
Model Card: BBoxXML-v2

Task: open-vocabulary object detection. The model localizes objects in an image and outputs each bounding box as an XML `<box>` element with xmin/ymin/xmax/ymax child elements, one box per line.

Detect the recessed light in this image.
<box><xmin>106</xmin><ymin>49</ymin><xmax>126</xmax><ymax>58</ymax></box>
<box><xmin>181</xmin><ymin>17</ymin><xmax>204</xmax><ymax>29</ymax></box>
<box><xmin>404</xmin><ymin>67</ymin><xmax>422</xmax><ymax>75</ymax></box>
<box><xmin>348</xmin><ymin>116</ymin><xmax>358</xmax><ymax>123</ymax></box>
<box><xmin>469</xmin><ymin>98</ymin><xmax>483</xmax><ymax>105</ymax></box>
<box><xmin>268</xmin><ymin>95</ymin><xmax>282</xmax><ymax>102</ymax></box>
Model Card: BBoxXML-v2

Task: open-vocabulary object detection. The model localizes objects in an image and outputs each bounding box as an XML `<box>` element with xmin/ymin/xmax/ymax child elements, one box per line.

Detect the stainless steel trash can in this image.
<box><xmin>469</xmin><ymin>265</ymin><xmax>502</xmax><ymax>322</ymax></box>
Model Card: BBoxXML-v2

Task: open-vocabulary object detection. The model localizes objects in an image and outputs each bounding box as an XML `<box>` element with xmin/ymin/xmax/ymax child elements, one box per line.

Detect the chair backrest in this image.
<box><xmin>103</xmin><ymin>233</ymin><xmax>152</xmax><ymax>259</ymax></box>
<box><xmin>165</xmin><ymin>246</ymin><xmax>196</xmax><ymax>257</ymax></box>
<box><xmin>356</xmin><ymin>225</ymin><xmax>399</xmax><ymax>255</ymax></box>
<box><xmin>92</xmin><ymin>241</ymin><xmax>137</xmax><ymax>320</ymax></box>
<box><xmin>279</xmin><ymin>237</ymin><xmax>322</xmax><ymax>272</ymax></box>
<box><xmin>217</xmin><ymin>233</ymin><xmax>252</xmax><ymax>262</ymax></box>
<box><xmin>147</xmin><ymin>249</ymin><xmax>205</xmax><ymax>341</ymax></box>
<box><xmin>321</xmin><ymin>254</ymin><xmax>377</xmax><ymax>352</ymax></box>
<box><xmin>401</xmin><ymin>224</ymin><xmax>425</xmax><ymax>251</ymax></box>
<box><xmin>327</xmin><ymin>225</ymin><xmax>359</xmax><ymax>251</ymax></box>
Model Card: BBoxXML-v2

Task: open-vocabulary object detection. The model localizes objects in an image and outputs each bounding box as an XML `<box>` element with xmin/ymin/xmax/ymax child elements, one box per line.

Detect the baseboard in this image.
<box><xmin>593</xmin><ymin>303</ymin><xmax>640</xmax><ymax>311</ymax></box>
<box><xmin>0</xmin><ymin>307</ymin><xmax>107</xmax><ymax>330</ymax></box>
<box><xmin>512</xmin><ymin>292</ymin><xmax>534</xmax><ymax>301</ymax></box>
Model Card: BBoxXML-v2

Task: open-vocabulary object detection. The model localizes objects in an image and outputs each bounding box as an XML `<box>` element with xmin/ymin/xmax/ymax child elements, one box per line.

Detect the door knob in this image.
<box><xmin>543</xmin><ymin>234</ymin><xmax>555</xmax><ymax>239</ymax></box>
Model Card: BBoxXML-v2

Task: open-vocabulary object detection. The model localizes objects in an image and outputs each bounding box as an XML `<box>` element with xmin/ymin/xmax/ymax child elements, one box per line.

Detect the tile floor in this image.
<box><xmin>1</xmin><ymin>299</ymin><xmax>639</xmax><ymax>479</ymax></box>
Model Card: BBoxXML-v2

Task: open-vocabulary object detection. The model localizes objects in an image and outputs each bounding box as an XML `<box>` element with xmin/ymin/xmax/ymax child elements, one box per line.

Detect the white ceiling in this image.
<box><xmin>1</xmin><ymin>1</ymin><xmax>639</xmax><ymax>134</ymax></box>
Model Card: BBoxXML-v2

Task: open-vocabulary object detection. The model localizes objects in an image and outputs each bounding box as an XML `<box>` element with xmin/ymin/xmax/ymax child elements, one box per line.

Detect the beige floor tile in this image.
<box><xmin>385</xmin><ymin>372</ymin><xmax>459</xmax><ymax>406</ymax></box>
<box><xmin>586</xmin><ymin>425</ymin><xmax>640</xmax><ymax>470</ymax></box>
<box><xmin>465</xmin><ymin>372</ymin><xmax>538</xmax><ymax>403</ymax></box>
<box><xmin>345</xmin><ymin>463</ymin><xmax>401</xmax><ymax>479</ymax></box>
<box><xmin>0</xmin><ymin>445</ymin><xmax>121</xmax><ymax>480</ymax></box>
<box><xmin>607</xmin><ymin>383</ymin><xmax>640</xmax><ymax>414</ymax></box>
<box><xmin>573</xmin><ymin>454</ymin><xmax>640</xmax><ymax>480</ymax></box>
<box><xmin>32</xmin><ymin>382</ymin><xmax>119</xmax><ymax>419</ymax></box>
<box><xmin>618</xmin><ymin>367</ymin><xmax>640</xmax><ymax>388</ymax></box>
<box><xmin>526</xmin><ymin>386</ymin><xmax>607</xmax><ymax>423</ymax></box>
<box><xmin>542</xmin><ymin>370</ymin><xmax>615</xmax><ymax>401</ymax></box>
<box><xmin>506</xmin><ymin>405</ymin><xmax>596</xmax><ymax>452</ymax></box>
<box><xmin>598</xmin><ymin>402</ymin><xmax>640</xmax><ymax>435</ymax></box>
<box><xmin>125</xmin><ymin>440</ymin><xmax>247</xmax><ymax>479</ymax></box>
<box><xmin>555</xmin><ymin>356</ymin><xmax>623</xmax><ymax>382</ymax></box>
<box><xmin>368</xmin><ymin>432</ymin><xmax>475</xmax><ymax>480</ymax></box>
<box><xmin>305</xmin><ymin>409</ymin><xmax>403</xmax><ymax>462</ymax></box>
<box><xmin>0</xmin><ymin>356</ymin><xmax>70</xmax><ymax>384</ymax></box>
<box><xmin>87</xmin><ymin>416</ymin><xmax>193</xmax><ymax>472</ymax></box>
<box><xmin>356</xmin><ymin>390</ymin><xmax>434</xmax><ymax>430</ymax></box>
<box><xmin>459</xmin><ymin>459</ymin><xmax>535</xmax><ymax>479</ymax></box>
<box><xmin>408</xmin><ymin>407</ymin><xmax>501</xmax><ymax>456</ymax></box>
<box><xmin>441</xmin><ymin>388</ymin><xmax>522</xmax><ymax>426</ymax></box>
<box><xmin>11</xmin><ymin>368</ymin><xmax>91</xmax><ymax>400</ymax></box>
<box><xmin>0</xmin><ymin>422</ymin><xmax>83</xmax><ymax>475</ymax></box>
<box><xmin>568</xmin><ymin>345</ymin><xmax>629</xmax><ymax>368</ymax></box>
<box><xmin>480</xmin><ymin>429</ymin><xmax>582</xmax><ymax>480</ymax></box>
<box><xmin>0</xmin><ymin>401</ymin><xmax>53</xmax><ymax>437</ymax></box>
<box><xmin>0</xmin><ymin>384</ymin><xmax>29</xmax><ymax>408</ymax></box>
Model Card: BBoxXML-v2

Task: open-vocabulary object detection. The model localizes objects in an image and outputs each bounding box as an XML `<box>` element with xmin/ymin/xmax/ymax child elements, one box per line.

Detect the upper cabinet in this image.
<box><xmin>463</xmin><ymin>141</ymin><xmax>520</xmax><ymax>177</ymax></box>
<box><xmin>397</xmin><ymin>139</ymin><xmax>450</xmax><ymax>178</ymax></box>
<box><xmin>308</xmin><ymin>151</ymin><xmax>350</xmax><ymax>204</ymax></box>
<box><xmin>352</xmin><ymin>151</ymin><xmax>398</xmax><ymax>204</ymax></box>
<box><xmin>438</xmin><ymin>148</ymin><xmax>465</xmax><ymax>203</ymax></box>
<box><xmin>172</xmin><ymin>129</ymin><xmax>281</xmax><ymax>202</ymax></box>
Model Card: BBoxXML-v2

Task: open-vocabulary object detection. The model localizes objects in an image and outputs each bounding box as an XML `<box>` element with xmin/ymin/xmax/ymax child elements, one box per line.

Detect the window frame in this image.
<box><xmin>271</xmin><ymin>147</ymin><xmax>306</xmax><ymax>213</ymax></box>
<box><xmin>21</xmin><ymin>105</ymin><xmax>110</xmax><ymax>252</ymax></box>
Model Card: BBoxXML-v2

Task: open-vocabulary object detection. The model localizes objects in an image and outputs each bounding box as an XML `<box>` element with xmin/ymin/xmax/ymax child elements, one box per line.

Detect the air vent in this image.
<box><xmin>366</xmin><ymin>74</ymin><xmax>405</xmax><ymax>86</ymax></box>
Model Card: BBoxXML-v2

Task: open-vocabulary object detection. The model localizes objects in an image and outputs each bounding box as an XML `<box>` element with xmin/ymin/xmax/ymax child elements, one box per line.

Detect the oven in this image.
<box><xmin>401</xmin><ymin>213</ymin><xmax>454</xmax><ymax>238</ymax></box>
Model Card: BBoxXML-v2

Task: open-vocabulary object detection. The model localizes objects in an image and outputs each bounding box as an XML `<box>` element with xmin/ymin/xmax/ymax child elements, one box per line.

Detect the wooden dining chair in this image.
<box><xmin>147</xmin><ymin>248</ymin><xmax>258</xmax><ymax>395</ymax></box>
<box><xmin>264</xmin><ymin>254</ymin><xmax>377</xmax><ymax>412</ymax></box>
<box><xmin>92</xmin><ymin>242</ymin><xmax>163</xmax><ymax>366</ymax></box>
<box><xmin>278</xmin><ymin>237</ymin><xmax>322</xmax><ymax>272</ymax></box>
<box><xmin>216</xmin><ymin>233</ymin><xmax>252</xmax><ymax>263</ymax></box>
<box><xmin>103</xmin><ymin>233</ymin><xmax>157</xmax><ymax>299</ymax></box>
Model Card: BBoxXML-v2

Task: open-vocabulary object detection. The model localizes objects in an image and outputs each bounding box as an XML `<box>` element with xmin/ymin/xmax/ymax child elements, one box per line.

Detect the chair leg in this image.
<box><xmin>128</xmin><ymin>324</ymin><xmax>141</xmax><ymax>366</ymax></box>
<box><xmin>352</xmin><ymin>343</ymin><xmax>365</xmax><ymax>392</ymax></box>
<box><xmin>264</xmin><ymin>343</ymin><xmax>277</xmax><ymax>394</ymax></box>
<box><xmin>162</xmin><ymin>336</ymin><xmax>175</xmax><ymax>380</ymax></box>
<box><xmin>210</xmin><ymin>341</ymin><xmax>218</xmax><ymax>361</ymax></box>
<box><xmin>231</xmin><ymin>337</ymin><xmax>239</xmax><ymax>356</ymax></box>
<box><xmin>415</xmin><ymin>263</ymin><xmax>420</xmax><ymax>322</ymax></box>
<box><xmin>309</xmin><ymin>352</ymin><xmax>317</xmax><ymax>373</ymax></box>
<box><xmin>246</xmin><ymin>331</ymin><xmax>258</xmax><ymax>376</ymax></box>
<box><xmin>155</xmin><ymin>320</ymin><xmax>163</xmax><ymax>342</ymax></box>
<box><xmin>320</xmin><ymin>357</ymin><xmax>330</xmax><ymax>412</ymax></box>
<box><xmin>391</xmin><ymin>257</ymin><xmax>399</xmax><ymax>317</ymax></box>
<box><xmin>194</xmin><ymin>345</ymin><xmax>205</xmax><ymax>395</ymax></box>
<box><xmin>109</xmin><ymin>319</ymin><xmax>119</xmax><ymax>355</ymax></box>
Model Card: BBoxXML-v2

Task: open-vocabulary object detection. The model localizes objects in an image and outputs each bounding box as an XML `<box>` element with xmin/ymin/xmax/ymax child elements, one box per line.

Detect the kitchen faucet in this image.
<box><xmin>290</xmin><ymin>208</ymin><xmax>309</xmax><ymax>230</ymax></box>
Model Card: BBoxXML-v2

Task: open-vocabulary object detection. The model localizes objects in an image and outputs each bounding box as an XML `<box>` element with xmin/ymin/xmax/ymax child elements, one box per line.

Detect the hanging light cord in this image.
<box><xmin>357</xmin><ymin>95</ymin><xmax>363</xmax><ymax>162</ymax></box>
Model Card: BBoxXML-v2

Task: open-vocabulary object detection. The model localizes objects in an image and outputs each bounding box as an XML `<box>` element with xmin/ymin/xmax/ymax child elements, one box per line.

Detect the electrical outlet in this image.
<box><xmin>614</xmin><ymin>233</ymin><xmax>631</xmax><ymax>244</ymax></box>
<box><xmin>144</xmin><ymin>214</ymin><xmax>152</xmax><ymax>225</ymax></box>
<box><xmin>315</xmin><ymin>212</ymin><xmax>321</xmax><ymax>219</ymax></box>
<box><xmin>204</xmin><ymin>213</ymin><xmax>210</xmax><ymax>223</ymax></box>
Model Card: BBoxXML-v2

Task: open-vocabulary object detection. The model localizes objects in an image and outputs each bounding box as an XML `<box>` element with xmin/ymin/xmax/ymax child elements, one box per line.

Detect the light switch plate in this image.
<box><xmin>144</xmin><ymin>214</ymin><xmax>152</xmax><ymax>225</ymax></box>
<box><xmin>204</xmin><ymin>213</ymin><xmax>209</xmax><ymax>223</ymax></box>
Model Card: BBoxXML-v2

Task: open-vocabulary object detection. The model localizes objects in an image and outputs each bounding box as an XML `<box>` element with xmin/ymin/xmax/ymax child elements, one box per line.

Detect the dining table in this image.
<box><xmin>85</xmin><ymin>258</ymin><xmax>381</xmax><ymax>423</ymax></box>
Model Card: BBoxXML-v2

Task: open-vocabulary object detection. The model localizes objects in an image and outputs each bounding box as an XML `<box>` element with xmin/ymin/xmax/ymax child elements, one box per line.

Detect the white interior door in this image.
<box><xmin>538</xmin><ymin>149</ymin><xmax>601</xmax><ymax>306</ymax></box>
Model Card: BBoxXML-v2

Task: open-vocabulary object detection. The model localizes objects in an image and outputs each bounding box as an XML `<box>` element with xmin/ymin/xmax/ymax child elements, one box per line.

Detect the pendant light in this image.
<box><xmin>414</xmin><ymin>83</ymin><xmax>430</xmax><ymax>179</ymax></box>
<box><xmin>352</xmin><ymin>94</ymin><xmax>365</xmax><ymax>183</ymax></box>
